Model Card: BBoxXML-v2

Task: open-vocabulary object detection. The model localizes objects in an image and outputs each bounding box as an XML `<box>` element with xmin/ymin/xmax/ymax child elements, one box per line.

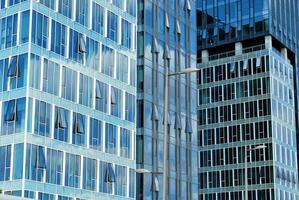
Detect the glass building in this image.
<box><xmin>0</xmin><ymin>0</ymin><xmax>136</xmax><ymax>199</ymax></box>
<box><xmin>136</xmin><ymin>0</ymin><xmax>198</xmax><ymax>199</ymax></box>
<box><xmin>197</xmin><ymin>0</ymin><xmax>299</xmax><ymax>199</ymax></box>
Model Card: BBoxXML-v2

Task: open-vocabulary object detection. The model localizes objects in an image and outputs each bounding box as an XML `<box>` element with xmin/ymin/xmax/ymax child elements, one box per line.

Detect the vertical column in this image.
<box><xmin>235</xmin><ymin>42</ymin><xmax>243</xmax><ymax>55</ymax></box>
<box><xmin>72</xmin><ymin>0</ymin><xmax>76</xmax><ymax>21</ymax></box>
<box><xmin>201</xmin><ymin>50</ymin><xmax>209</xmax><ymax>63</ymax></box>
<box><xmin>88</xmin><ymin>0</ymin><xmax>92</xmax><ymax>29</ymax></box>
<box><xmin>86</xmin><ymin>116</ymin><xmax>90</xmax><ymax>149</ymax></box>
<box><xmin>281</xmin><ymin>48</ymin><xmax>288</xmax><ymax>60</ymax></box>
<box><xmin>117</xmin><ymin>16</ymin><xmax>122</xmax><ymax>45</ymax></box>
<box><xmin>80</xmin><ymin>155</ymin><xmax>84</xmax><ymax>189</ymax></box>
<box><xmin>265</xmin><ymin>35</ymin><xmax>272</xmax><ymax>50</ymax></box>
<box><xmin>117</xmin><ymin>126</ymin><xmax>120</xmax><ymax>157</ymax></box>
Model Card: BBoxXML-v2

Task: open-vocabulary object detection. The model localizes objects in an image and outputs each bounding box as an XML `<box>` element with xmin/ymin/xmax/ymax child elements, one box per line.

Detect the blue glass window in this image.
<box><xmin>54</xmin><ymin>107</ymin><xmax>69</xmax><ymax>142</ymax></box>
<box><xmin>59</xmin><ymin>0</ymin><xmax>72</xmax><ymax>19</ymax></box>
<box><xmin>36</xmin><ymin>146</ymin><xmax>46</xmax><ymax>169</ymax></box>
<box><xmin>125</xmin><ymin>92</ymin><xmax>135</xmax><ymax>122</ymax></box>
<box><xmin>111</xmin><ymin>87</ymin><xmax>122</xmax><ymax>118</ymax></box>
<box><xmin>121</xmin><ymin>19</ymin><xmax>131</xmax><ymax>49</ymax></box>
<box><xmin>83</xmin><ymin>157</ymin><xmax>97</xmax><ymax>191</ymax></box>
<box><xmin>105</xmin><ymin>123</ymin><xmax>117</xmax><ymax>154</ymax></box>
<box><xmin>72</xmin><ymin>112</ymin><xmax>86</xmax><ymax>146</ymax></box>
<box><xmin>99</xmin><ymin>161</ymin><xmax>113</xmax><ymax>193</ymax></box>
<box><xmin>92</xmin><ymin>2</ymin><xmax>104</xmax><ymax>35</ymax></box>
<box><xmin>5</xmin><ymin>99</ymin><xmax>16</xmax><ymax>122</ymax></box>
<box><xmin>107</xmin><ymin>11</ymin><xmax>118</xmax><ymax>42</ymax></box>
<box><xmin>0</xmin><ymin>14</ymin><xmax>18</xmax><ymax>49</ymax></box>
<box><xmin>116</xmin><ymin>53</ymin><xmax>128</xmax><ymax>83</ymax></box>
<box><xmin>46</xmin><ymin>148</ymin><xmax>63</xmax><ymax>185</ymax></box>
<box><xmin>129</xmin><ymin>169</ymin><xmax>135</xmax><ymax>198</ymax></box>
<box><xmin>34</xmin><ymin>100</ymin><xmax>51</xmax><ymax>137</ymax></box>
<box><xmin>38</xmin><ymin>193</ymin><xmax>55</xmax><ymax>200</ymax></box>
<box><xmin>31</xmin><ymin>11</ymin><xmax>48</xmax><ymax>48</ymax></box>
<box><xmin>20</xmin><ymin>10</ymin><xmax>29</xmax><ymax>43</ymax></box>
<box><xmin>0</xmin><ymin>145</ymin><xmax>11</xmax><ymax>181</ymax></box>
<box><xmin>69</xmin><ymin>29</ymin><xmax>84</xmax><ymax>64</ymax></box>
<box><xmin>3</xmin><ymin>54</ymin><xmax>28</xmax><ymax>91</ymax></box>
<box><xmin>76</xmin><ymin>0</ymin><xmax>89</xmax><ymax>26</ymax></box>
<box><xmin>58</xmin><ymin>196</ymin><xmax>72</xmax><ymax>200</ymax></box>
<box><xmin>65</xmin><ymin>153</ymin><xmax>81</xmax><ymax>188</ymax></box>
<box><xmin>89</xmin><ymin>118</ymin><xmax>102</xmax><ymax>151</ymax></box>
<box><xmin>13</xmin><ymin>143</ymin><xmax>23</xmax><ymax>179</ymax></box>
<box><xmin>29</xmin><ymin>54</ymin><xmax>41</xmax><ymax>89</ymax></box>
<box><xmin>95</xmin><ymin>80</ymin><xmax>108</xmax><ymax>113</ymax></box>
<box><xmin>0</xmin><ymin>0</ymin><xmax>4</xmax><ymax>8</ymax></box>
<box><xmin>112</xmin><ymin>0</ymin><xmax>122</xmax><ymax>9</ymax></box>
<box><xmin>126</xmin><ymin>0</ymin><xmax>136</xmax><ymax>16</ymax></box>
<box><xmin>39</xmin><ymin>0</ymin><xmax>55</xmax><ymax>9</ymax></box>
<box><xmin>79</xmin><ymin>73</ymin><xmax>93</xmax><ymax>107</ymax></box>
<box><xmin>120</xmin><ymin>128</ymin><xmax>131</xmax><ymax>159</ymax></box>
<box><xmin>0</xmin><ymin>58</ymin><xmax>8</xmax><ymax>92</ymax></box>
<box><xmin>25</xmin><ymin>144</ymin><xmax>46</xmax><ymax>181</ymax></box>
<box><xmin>51</xmin><ymin>21</ymin><xmax>66</xmax><ymax>56</ymax></box>
<box><xmin>8</xmin><ymin>0</ymin><xmax>27</xmax><ymax>6</ymax></box>
<box><xmin>1</xmin><ymin>98</ymin><xmax>26</xmax><ymax>135</ymax></box>
<box><xmin>115</xmin><ymin>165</ymin><xmax>127</xmax><ymax>196</ymax></box>
<box><xmin>42</xmin><ymin>58</ymin><xmax>60</xmax><ymax>96</ymax></box>
<box><xmin>85</xmin><ymin>37</ymin><xmax>100</xmax><ymax>71</ymax></box>
<box><xmin>61</xmin><ymin>66</ymin><xmax>77</xmax><ymax>102</ymax></box>
<box><xmin>101</xmin><ymin>45</ymin><xmax>114</xmax><ymax>77</ymax></box>
<box><xmin>24</xmin><ymin>190</ymin><xmax>35</xmax><ymax>199</ymax></box>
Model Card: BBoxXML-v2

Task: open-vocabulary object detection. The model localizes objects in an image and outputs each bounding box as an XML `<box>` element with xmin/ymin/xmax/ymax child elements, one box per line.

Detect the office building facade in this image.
<box><xmin>136</xmin><ymin>0</ymin><xmax>198</xmax><ymax>199</ymax></box>
<box><xmin>197</xmin><ymin>0</ymin><xmax>299</xmax><ymax>199</ymax></box>
<box><xmin>0</xmin><ymin>0</ymin><xmax>136</xmax><ymax>199</ymax></box>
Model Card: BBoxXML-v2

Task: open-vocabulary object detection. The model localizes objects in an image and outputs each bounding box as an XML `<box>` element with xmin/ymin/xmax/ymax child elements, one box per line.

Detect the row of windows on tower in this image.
<box><xmin>198</xmin><ymin>56</ymin><xmax>269</xmax><ymax>84</ymax></box>
<box><xmin>198</xmin><ymin>98</ymin><xmax>271</xmax><ymax>125</ymax></box>
<box><xmin>199</xmin><ymin>189</ymin><xmax>275</xmax><ymax>200</ymax></box>
<box><xmin>1</xmin><ymin>9</ymin><xmax>133</xmax><ymax>64</ymax></box>
<box><xmin>198</xmin><ymin>77</ymin><xmax>271</xmax><ymax>105</ymax></box>
<box><xmin>199</xmin><ymin>166</ymin><xmax>297</xmax><ymax>190</ymax></box>
<box><xmin>0</xmin><ymin>53</ymin><xmax>136</xmax><ymax>122</ymax></box>
<box><xmin>199</xmin><ymin>120</ymin><xmax>272</xmax><ymax>147</ymax></box>
<box><xmin>199</xmin><ymin>143</ymin><xmax>273</xmax><ymax>168</ymax></box>
<box><xmin>1</xmin><ymin>98</ymin><xmax>133</xmax><ymax>159</ymax></box>
<box><xmin>0</xmin><ymin>143</ymin><xmax>135</xmax><ymax>197</ymax></box>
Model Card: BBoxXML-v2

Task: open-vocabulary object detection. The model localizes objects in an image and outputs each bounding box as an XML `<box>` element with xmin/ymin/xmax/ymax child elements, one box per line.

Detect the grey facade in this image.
<box><xmin>197</xmin><ymin>0</ymin><xmax>299</xmax><ymax>199</ymax></box>
<box><xmin>136</xmin><ymin>0</ymin><xmax>198</xmax><ymax>199</ymax></box>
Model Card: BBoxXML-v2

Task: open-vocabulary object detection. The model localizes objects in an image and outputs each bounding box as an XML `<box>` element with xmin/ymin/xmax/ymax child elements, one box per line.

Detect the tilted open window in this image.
<box><xmin>152</xmin><ymin>176</ymin><xmax>159</xmax><ymax>192</ymax></box>
<box><xmin>5</xmin><ymin>100</ymin><xmax>16</xmax><ymax>122</ymax></box>
<box><xmin>78</xmin><ymin>35</ymin><xmax>86</xmax><ymax>53</ymax></box>
<box><xmin>174</xmin><ymin>114</ymin><xmax>182</xmax><ymax>130</ymax></box>
<box><xmin>151</xmin><ymin>105</ymin><xmax>159</xmax><ymax>121</ymax></box>
<box><xmin>74</xmin><ymin>113</ymin><xmax>84</xmax><ymax>134</ymax></box>
<box><xmin>185</xmin><ymin>117</ymin><xmax>193</xmax><ymax>134</ymax></box>
<box><xmin>8</xmin><ymin>56</ymin><xmax>18</xmax><ymax>78</ymax></box>
<box><xmin>35</xmin><ymin>146</ymin><xmax>46</xmax><ymax>169</ymax></box>
<box><xmin>56</xmin><ymin>108</ymin><xmax>68</xmax><ymax>129</ymax></box>
<box><xmin>104</xmin><ymin>163</ymin><xmax>116</xmax><ymax>183</ymax></box>
<box><xmin>111</xmin><ymin>88</ymin><xmax>116</xmax><ymax>104</ymax></box>
<box><xmin>96</xmin><ymin>81</ymin><xmax>102</xmax><ymax>99</ymax></box>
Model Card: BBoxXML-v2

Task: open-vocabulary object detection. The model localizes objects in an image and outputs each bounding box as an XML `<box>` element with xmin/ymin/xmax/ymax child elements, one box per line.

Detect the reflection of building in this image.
<box><xmin>136</xmin><ymin>0</ymin><xmax>198</xmax><ymax>199</ymax></box>
<box><xmin>197</xmin><ymin>0</ymin><xmax>299</xmax><ymax>199</ymax></box>
<box><xmin>0</xmin><ymin>1</ymin><xmax>136</xmax><ymax>199</ymax></box>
